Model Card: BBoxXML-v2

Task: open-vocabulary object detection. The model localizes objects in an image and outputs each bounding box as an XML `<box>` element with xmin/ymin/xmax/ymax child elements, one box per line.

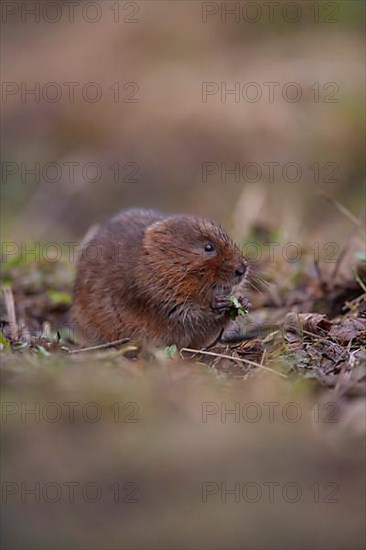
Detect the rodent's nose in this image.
<box><xmin>235</xmin><ymin>263</ymin><xmax>247</xmax><ymax>279</ymax></box>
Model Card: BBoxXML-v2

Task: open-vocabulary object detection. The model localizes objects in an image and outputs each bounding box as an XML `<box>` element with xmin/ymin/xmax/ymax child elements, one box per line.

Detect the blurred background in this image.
<box><xmin>1</xmin><ymin>3</ymin><xmax>365</xmax><ymax>550</ymax></box>
<box><xmin>1</xmin><ymin>0</ymin><xmax>365</xmax><ymax>249</ymax></box>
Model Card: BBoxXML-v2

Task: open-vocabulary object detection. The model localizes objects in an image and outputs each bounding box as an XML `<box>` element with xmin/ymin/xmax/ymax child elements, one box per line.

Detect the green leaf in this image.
<box><xmin>34</xmin><ymin>345</ymin><xmax>51</xmax><ymax>357</ymax></box>
<box><xmin>46</xmin><ymin>290</ymin><xmax>72</xmax><ymax>305</ymax></box>
<box><xmin>0</xmin><ymin>331</ymin><xmax>9</xmax><ymax>350</ymax></box>
<box><xmin>227</xmin><ymin>295</ymin><xmax>248</xmax><ymax>320</ymax></box>
<box><xmin>163</xmin><ymin>345</ymin><xmax>178</xmax><ymax>359</ymax></box>
<box><xmin>13</xmin><ymin>342</ymin><xmax>29</xmax><ymax>351</ymax></box>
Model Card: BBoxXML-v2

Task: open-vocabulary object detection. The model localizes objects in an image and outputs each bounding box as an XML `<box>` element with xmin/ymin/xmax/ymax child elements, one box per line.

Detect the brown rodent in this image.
<box><xmin>72</xmin><ymin>208</ymin><xmax>247</xmax><ymax>348</ymax></box>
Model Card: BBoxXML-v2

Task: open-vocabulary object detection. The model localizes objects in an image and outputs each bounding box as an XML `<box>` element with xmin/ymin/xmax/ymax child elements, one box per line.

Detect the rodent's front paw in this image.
<box><xmin>211</xmin><ymin>294</ymin><xmax>231</xmax><ymax>314</ymax></box>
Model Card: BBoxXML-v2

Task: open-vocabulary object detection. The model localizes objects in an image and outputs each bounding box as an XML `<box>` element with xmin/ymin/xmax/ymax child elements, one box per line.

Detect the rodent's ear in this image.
<box><xmin>144</xmin><ymin>220</ymin><xmax>172</xmax><ymax>247</ymax></box>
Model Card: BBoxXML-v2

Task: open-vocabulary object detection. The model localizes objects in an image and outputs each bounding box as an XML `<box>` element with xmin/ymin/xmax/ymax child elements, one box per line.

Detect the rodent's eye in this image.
<box><xmin>204</xmin><ymin>242</ymin><xmax>216</xmax><ymax>254</ymax></box>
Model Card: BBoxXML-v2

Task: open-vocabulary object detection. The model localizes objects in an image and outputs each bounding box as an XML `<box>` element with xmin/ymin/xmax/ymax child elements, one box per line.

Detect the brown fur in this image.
<box><xmin>72</xmin><ymin>208</ymin><xmax>247</xmax><ymax>348</ymax></box>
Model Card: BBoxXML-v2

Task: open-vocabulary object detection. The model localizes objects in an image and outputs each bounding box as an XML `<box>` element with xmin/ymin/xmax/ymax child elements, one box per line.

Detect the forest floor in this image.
<box><xmin>2</xmin><ymin>227</ymin><xmax>365</xmax><ymax>396</ymax></box>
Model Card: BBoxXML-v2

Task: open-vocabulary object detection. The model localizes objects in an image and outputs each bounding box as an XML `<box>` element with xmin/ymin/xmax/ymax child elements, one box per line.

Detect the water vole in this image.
<box><xmin>72</xmin><ymin>208</ymin><xmax>247</xmax><ymax>348</ymax></box>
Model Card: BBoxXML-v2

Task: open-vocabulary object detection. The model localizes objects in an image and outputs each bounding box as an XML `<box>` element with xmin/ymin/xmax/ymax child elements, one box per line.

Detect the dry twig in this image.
<box><xmin>2</xmin><ymin>287</ymin><xmax>19</xmax><ymax>341</ymax></box>
<box><xmin>69</xmin><ymin>338</ymin><xmax>130</xmax><ymax>354</ymax></box>
<box><xmin>181</xmin><ymin>347</ymin><xmax>287</xmax><ymax>378</ymax></box>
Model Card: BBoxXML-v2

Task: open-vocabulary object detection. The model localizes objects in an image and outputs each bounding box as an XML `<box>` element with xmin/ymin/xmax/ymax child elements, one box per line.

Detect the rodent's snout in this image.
<box><xmin>234</xmin><ymin>260</ymin><xmax>248</xmax><ymax>282</ymax></box>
